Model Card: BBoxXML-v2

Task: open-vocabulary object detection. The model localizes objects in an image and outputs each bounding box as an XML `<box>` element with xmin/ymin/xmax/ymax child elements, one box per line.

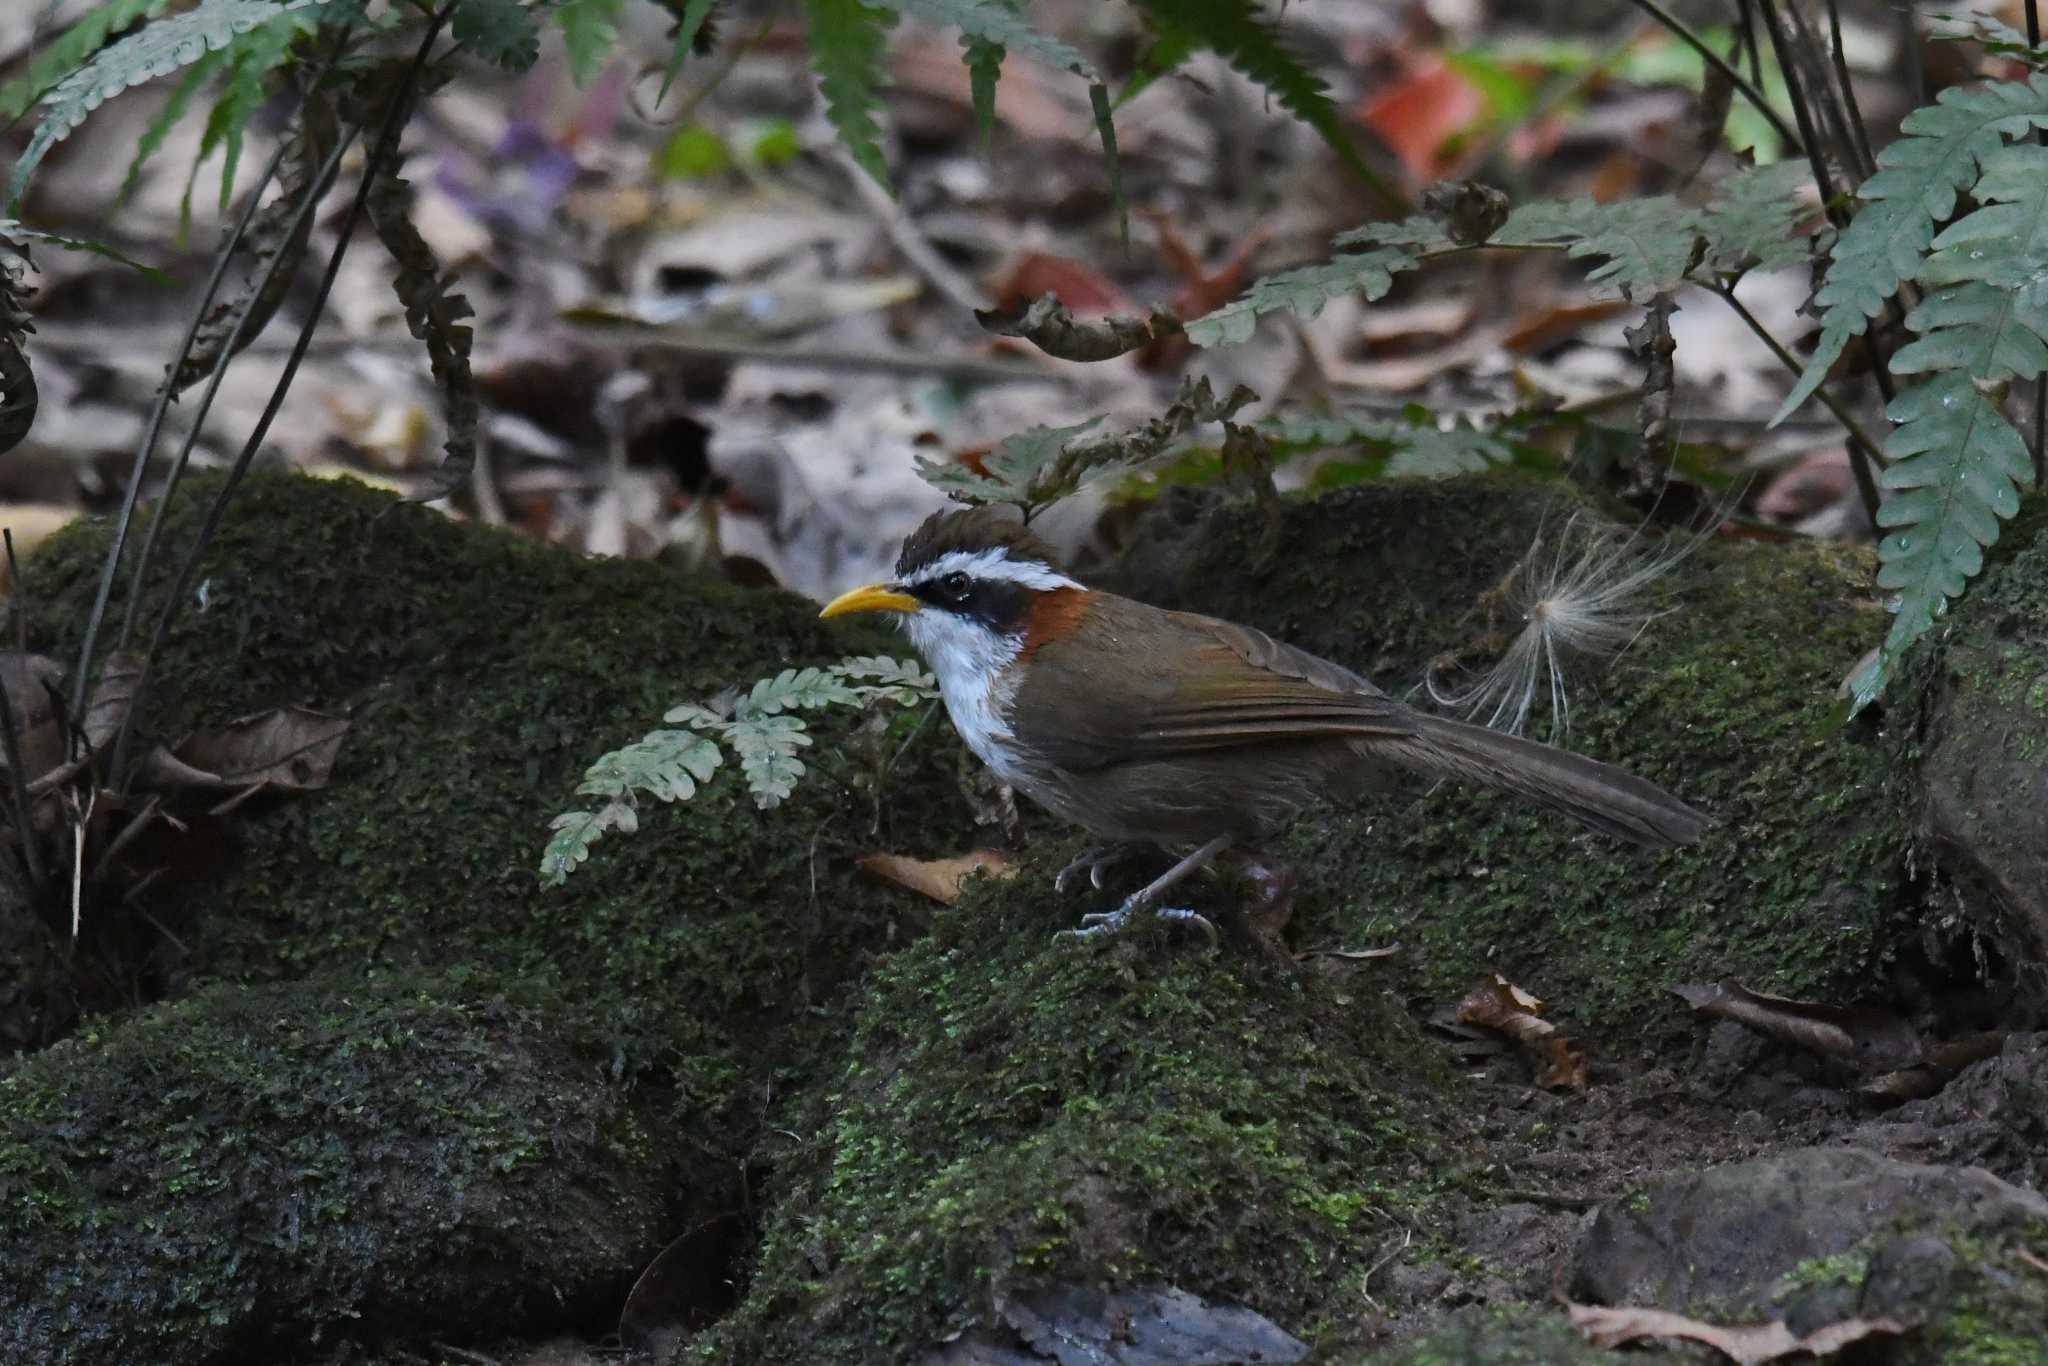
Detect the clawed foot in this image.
<box><xmin>1053</xmin><ymin>842</ymin><xmax>1150</xmax><ymax>895</ymax></box>
<box><xmin>1056</xmin><ymin>903</ymin><xmax>1219</xmax><ymax>947</ymax></box>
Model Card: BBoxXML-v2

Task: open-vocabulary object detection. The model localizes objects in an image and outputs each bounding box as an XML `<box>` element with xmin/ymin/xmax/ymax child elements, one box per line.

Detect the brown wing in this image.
<box><xmin>1009</xmin><ymin>592</ymin><xmax>1416</xmax><ymax>771</ymax></box>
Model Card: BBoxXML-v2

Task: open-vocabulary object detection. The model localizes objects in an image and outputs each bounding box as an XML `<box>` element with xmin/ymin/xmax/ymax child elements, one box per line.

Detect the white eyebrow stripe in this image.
<box><xmin>903</xmin><ymin>547</ymin><xmax>1083</xmax><ymax>592</ymax></box>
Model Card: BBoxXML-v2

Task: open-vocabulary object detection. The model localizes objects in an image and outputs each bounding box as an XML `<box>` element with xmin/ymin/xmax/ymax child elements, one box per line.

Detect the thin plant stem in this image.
<box><xmin>1716</xmin><ymin>281</ymin><xmax>1882</xmax><ymax>522</ymax></box>
<box><xmin>112</xmin><ymin>7</ymin><xmax>456</xmax><ymax>780</ymax></box>
<box><xmin>111</xmin><ymin>128</ymin><xmax>356</xmax><ymax>653</ymax></box>
<box><xmin>1627</xmin><ymin>0</ymin><xmax>1802</xmax><ymax>152</ymax></box>
<box><xmin>1780</xmin><ymin>0</ymin><xmax>1862</xmax><ymax>186</ymax></box>
<box><xmin>67</xmin><ymin>135</ymin><xmax>294</xmax><ymax>717</ymax></box>
<box><xmin>1736</xmin><ymin>0</ymin><xmax>1764</xmax><ymax>86</ymax></box>
<box><xmin>1754</xmin><ymin>0</ymin><xmax>1840</xmax><ymax>215</ymax></box>
<box><xmin>1824</xmin><ymin>0</ymin><xmax>1877</xmax><ymax>178</ymax></box>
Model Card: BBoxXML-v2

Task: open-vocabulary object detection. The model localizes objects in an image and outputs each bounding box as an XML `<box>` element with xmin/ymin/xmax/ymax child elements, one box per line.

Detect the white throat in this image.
<box><xmin>902</xmin><ymin>609</ymin><xmax>1031</xmax><ymax>785</ymax></box>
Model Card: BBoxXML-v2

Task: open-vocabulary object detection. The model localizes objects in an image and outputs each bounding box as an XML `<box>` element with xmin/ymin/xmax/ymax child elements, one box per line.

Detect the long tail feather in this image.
<box><xmin>1377</xmin><ymin>715</ymin><xmax>1708</xmax><ymax>847</ymax></box>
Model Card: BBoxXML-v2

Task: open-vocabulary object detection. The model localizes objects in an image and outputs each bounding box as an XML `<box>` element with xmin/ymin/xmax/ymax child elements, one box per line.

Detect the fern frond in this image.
<box><xmin>1263</xmin><ymin>411</ymin><xmax>1515</xmax><ymax>478</ymax></box>
<box><xmin>739</xmin><ymin>666</ymin><xmax>863</xmax><ymax>715</ymax></box>
<box><xmin>963</xmin><ymin>34</ymin><xmax>1004</xmax><ymax>149</ymax></box>
<box><xmin>877</xmin><ymin>0</ymin><xmax>1090</xmax><ymax>77</ymax></box>
<box><xmin>0</xmin><ymin>0</ymin><xmax>168</xmax><ymax>122</ymax></box>
<box><xmin>118</xmin><ymin>48</ymin><xmax>226</xmax><ymax>208</ymax></box>
<box><xmin>915</xmin><ymin>416</ymin><xmax>1105</xmax><ymax>505</ymax></box>
<box><xmin>1698</xmin><ymin>159</ymin><xmax>1814</xmax><ymax>274</ymax></box>
<box><xmin>553</xmin><ymin>0</ymin><xmax>626</xmax><ymax>85</ymax></box>
<box><xmin>196</xmin><ymin>9</ymin><xmax>316</xmax><ymax>214</ymax></box>
<box><xmin>0</xmin><ymin>219</ymin><xmax>163</xmax><ymax>276</ymax></box>
<box><xmin>726</xmin><ymin>714</ymin><xmax>812</xmax><ymax>808</ymax></box>
<box><xmin>803</xmin><ymin>0</ymin><xmax>893</xmax><ymax>186</ymax></box>
<box><xmin>453</xmin><ymin>0</ymin><xmax>541</xmax><ymax>70</ymax></box>
<box><xmin>7</xmin><ymin>0</ymin><xmax>335</xmax><ymax>211</ymax></box>
<box><xmin>1186</xmin><ymin>246</ymin><xmax>1422</xmax><ymax>346</ymax></box>
<box><xmin>1132</xmin><ymin>0</ymin><xmax>1391</xmax><ymax>204</ymax></box>
<box><xmin>540</xmin><ymin>799</ymin><xmax>635</xmax><ymax>886</ymax></box>
<box><xmin>1498</xmin><ymin>197</ymin><xmax>1705</xmax><ymax>301</ymax></box>
<box><xmin>1774</xmin><ymin>74</ymin><xmax>2048</xmax><ymax>422</ymax></box>
<box><xmin>576</xmin><ymin>729</ymin><xmax>723</xmax><ymax>802</ymax></box>
<box><xmin>832</xmin><ymin>655</ymin><xmax>938</xmax><ymax>704</ymax></box>
<box><xmin>655</xmin><ymin>0</ymin><xmax>721</xmax><ymax>100</ymax></box>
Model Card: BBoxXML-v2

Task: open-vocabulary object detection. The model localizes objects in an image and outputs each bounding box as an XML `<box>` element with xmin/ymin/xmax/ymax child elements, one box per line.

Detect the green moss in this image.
<box><xmin>19</xmin><ymin>469</ymin><xmax>981</xmax><ymax>1104</ymax></box>
<box><xmin>1104</xmin><ymin>479</ymin><xmax>1909</xmax><ymax>1038</ymax></box>
<box><xmin>697</xmin><ymin>868</ymin><xmax>1452</xmax><ymax>1362</ymax></box>
<box><xmin>0</xmin><ymin>970</ymin><xmax>667</xmax><ymax>1364</ymax></box>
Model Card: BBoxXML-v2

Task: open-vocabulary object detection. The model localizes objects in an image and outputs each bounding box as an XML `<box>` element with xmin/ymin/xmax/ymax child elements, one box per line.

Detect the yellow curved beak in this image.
<box><xmin>819</xmin><ymin>583</ymin><xmax>920</xmax><ymax>619</ymax></box>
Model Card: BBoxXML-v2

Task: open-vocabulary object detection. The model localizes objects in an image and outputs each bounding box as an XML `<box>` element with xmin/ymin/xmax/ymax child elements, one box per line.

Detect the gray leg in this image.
<box><xmin>1058</xmin><ymin>835</ymin><xmax>1232</xmax><ymax>946</ymax></box>
<box><xmin>1053</xmin><ymin>841</ymin><xmax>1152</xmax><ymax>895</ymax></box>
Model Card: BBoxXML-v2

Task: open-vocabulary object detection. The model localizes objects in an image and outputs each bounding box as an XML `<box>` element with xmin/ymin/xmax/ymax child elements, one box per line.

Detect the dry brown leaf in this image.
<box><xmin>1455</xmin><ymin>973</ymin><xmax>1588</xmax><ymax>1091</ymax></box>
<box><xmin>858</xmin><ymin>849</ymin><xmax>1015</xmax><ymax>905</ymax></box>
<box><xmin>1670</xmin><ymin>981</ymin><xmax>1923</xmax><ymax>1071</ymax></box>
<box><xmin>145</xmin><ymin>706</ymin><xmax>352</xmax><ymax>794</ymax></box>
<box><xmin>78</xmin><ymin>650</ymin><xmax>143</xmax><ymax>757</ymax></box>
<box><xmin>0</xmin><ymin>650</ymin><xmax>66</xmax><ymax>782</ymax></box>
<box><xmin>1564</xmin><ymin>1299</ymin><xmax>1907</xmax><ymax>1363</ymax></box>
<box><xmin>1299</xmin><ymin>945</ymin><xmax>1402</xmax><ymax>962</ymax></box>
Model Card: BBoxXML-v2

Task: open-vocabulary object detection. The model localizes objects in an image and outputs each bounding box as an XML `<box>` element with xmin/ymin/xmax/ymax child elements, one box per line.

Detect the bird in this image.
<box><xmin>819</xmin><ymin>506</ymin><xmax>1707</xmax><ymax>941</ymax></box>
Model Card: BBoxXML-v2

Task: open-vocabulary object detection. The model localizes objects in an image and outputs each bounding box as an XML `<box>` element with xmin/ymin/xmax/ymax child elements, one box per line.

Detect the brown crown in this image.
<box><xmin>895</xmin><ymin>506</ymin><xmax>1063</xmax><ymax>579</ymax></box>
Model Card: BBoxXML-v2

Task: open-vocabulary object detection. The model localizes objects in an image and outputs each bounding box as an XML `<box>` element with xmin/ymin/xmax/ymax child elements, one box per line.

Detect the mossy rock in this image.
<box><xmin>698</xmin><ymin>874</ymin><xmax>1452</xmax><ymax>1360</ymax></box>
<box><xmin>0</xmin><ymin>470</ymin><xmax>2005</xmax><ymax>1364</ymax></box>
<box><xmin>1099</xmin><ymin>481</ymin><xmax>1915</xmax><ymax>1041</ymax></box>
<box><xmin>0</xmin><ymin>970</ymin><xmax>668</xmax><ymax>1364</ymax></box>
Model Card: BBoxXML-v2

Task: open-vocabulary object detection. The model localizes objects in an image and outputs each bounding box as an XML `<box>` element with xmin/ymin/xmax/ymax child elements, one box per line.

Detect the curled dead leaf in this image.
<box><xmin>1861</xmin><ymin>1030</ymin><xmax>2009</xmax><ymax>1102</ymax></box>
<box><xmin>0</xmin><ymin>650</ymin><xmax>65</xmax><ymax>783</ymax></box>
<box><xmin>858</xmin><ymin>849</ymin><xmax>1015</xmax><ymax>905</ymax></box>
<box><xmin>1670</xmin><ymin>981</ymin><xmax>1923</xmax><ymax>1072</ymax></box>
<box><xmin>138</xmin><ymin>706</ymin><xmax>351</xmax><ymax>795</ymax></box>
<box><xmin>81</xmin><ymin>651</ymin><xmax>144</xmax><ymax>756</ymax></box>
<box><xmin>1563</xmin><ymin>1298</ymin><xmax>1907</xmax><ymax>1364</ymax></box>
<box><xmin>1455</xmin><ymin>973</ymin><xmax>1588</xmax><ymax>1091</ymax></box>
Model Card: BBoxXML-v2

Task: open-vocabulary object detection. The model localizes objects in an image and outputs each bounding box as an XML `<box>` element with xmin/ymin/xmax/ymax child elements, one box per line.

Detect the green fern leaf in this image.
<box><xmin>453</xmin><ymin>0</ymin><xmax>541</xmax><ymax>71</ymax></box>
<box><xmin>7</xmin><ymin>0</ymin><xmax>334</xmax><ymax>211</ymax></box>
<box><xmin>877</xmin><ymin>0</ymin><xmax>1089</xmax><ymax>76</ymax></box>
<box><xmin>803</xmin><ymin>0</ymin><xmax>893</xmax><ymax>187</ymax></box>
<box><xmin>1499</xmin><ymin>197</ymin><xmax>1706</xmax><ymax>300</ymax></box>
<box><xmin>576</xmin><ymin>729</ymin><xmax>723</xmax><ymax>802</ymax></box>
<box><xmin>553</xmin><ymin>0</ymin><xmax>625</xmax><ymax>85</ymax></box>
<box><xmin>915</xmin><ymin>416</ymin><xmax>1104</xmax><ymax>503</ymax></box>
<box><xmin>541</xmin><ymin>799</ymin><xmax>636</xmax><ymax>886</ymax></box>
<box><xmin>196</xmin><ymin>10</ymin><xmax>316</xmax><ymax>214</ymax></box>
<box><xmin>1132</xmin><ymin>0</ymin><xmax>1391</xmax><ymax>205</ymax></box>
<box><xmin>0</xmin><ymin>219</ymin><xmax>163</xmax><ymax>277</ymax></box>
<box><xmin>1774</xmin><ymin>74</ymin><xmax>2048</xmax><ymax>423</ymax></box>
<box><xmin>0</xmin><ymin>0</ymin><xmax>169</xmax><ymax>122</ymax></box>
<box><xmin>832</xmin><ymin>655</ymin><xmax>938</xmax><ymax>704</ymax></box>
<box><xmin>1841</xmin><ymin>139</ymin><xmax>2048</xmax><ymax>706</ymax></box>
<box><xmin>1186</xmin><ymin>246</ymin><xmax>1421</xmax><ymax>347</ymax></box>
<box><xmin>1699</xmin><ymin>159</ymin><xmax>1814</xmax><ymax>274</ymax></box>
<box><xmin>727</xmin><ymin>714</ymin><xmax>812</xmax><ymax>809</ymax></box>
<box><xmin>1262</xmin><ymin>412</ymin><xmax>1514</xmax><ymax>478</ymax></box>
<box><xmin>118</xmin><ymin>48</ymin><xmax>225</xmax><ymax>208</ymax></box>
<box><xmin>740</xmin><ymin>666</ymin><xmax>863</xmax><ymax>715</ymax></box>
<box><xmin>654</xmin><ymin>0</ymin><xmax>721</xmax><ymax>100</ymax></box>
<box><xmin>963</xmin><ymin>34</ymin><xmax>1003</xmax><ymax>148</ymax></box>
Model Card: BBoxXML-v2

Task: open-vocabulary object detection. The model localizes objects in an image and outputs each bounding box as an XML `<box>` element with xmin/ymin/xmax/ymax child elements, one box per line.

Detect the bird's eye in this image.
<box><xmin>940</xmin><ymin>571</ymin><xmax>971</xmax><ymax>598</ymax></box>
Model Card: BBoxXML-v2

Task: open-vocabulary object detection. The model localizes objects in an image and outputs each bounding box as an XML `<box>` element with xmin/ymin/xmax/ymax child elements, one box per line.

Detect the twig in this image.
<box><xmin>1714</xmin><ymin>280</ymin><xmax>1882</xmax><ymax>522</ymax></box>
<box><xmin>3</xmin><ymin>528</ymin><xmax>23</xmax><ymax>652</ymax></box>
<box><xmin>833</xmin><ymin>147</ymin><xmax>991</xmax><ymax>315</ymax></box>
<box><xmin>1627</xmin><ymin>0</ymin><xmax>1802</xmax><ymax>152</ymax></box>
